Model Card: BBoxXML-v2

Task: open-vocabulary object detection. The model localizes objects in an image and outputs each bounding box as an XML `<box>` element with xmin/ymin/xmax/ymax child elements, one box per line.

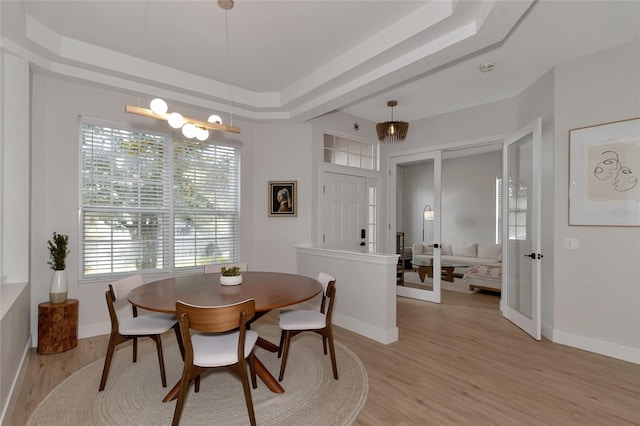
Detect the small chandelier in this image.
<box><xmin>376</xmin><ymin>100</ymin><xmax>408</xmax><ymax>143</ymax></box>
<box><xmin>125</xmin><ymin>0</ymin><xmax>240</xmax><ymax>138</ymax></box>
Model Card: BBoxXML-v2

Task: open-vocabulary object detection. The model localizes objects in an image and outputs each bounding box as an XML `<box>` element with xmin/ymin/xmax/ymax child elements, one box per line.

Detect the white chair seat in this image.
<box><xmin>192</xmin><ymin>330</ymin><xmax>258</xmax><ymax>367</ymax></box>
<box><xmin>279</xmin><ymin>309</ymin><xmax>326</xmax><ymax>330</ymax></box>
<box><xmin>119</xmin><ymin>313</ymin><xmax>178</xmax><ymax>335</ymax></box>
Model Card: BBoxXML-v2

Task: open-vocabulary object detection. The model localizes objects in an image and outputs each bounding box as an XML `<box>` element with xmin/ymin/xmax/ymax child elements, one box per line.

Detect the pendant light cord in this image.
<box><xmin>225</xmin><ymin>9</ymin><xmax>234</xmax><ymax>127</ymax></box>
<box><xmin>137</xmin><ymin>1</ymin><xmax>149</xmax><ymax>108</ymax></box>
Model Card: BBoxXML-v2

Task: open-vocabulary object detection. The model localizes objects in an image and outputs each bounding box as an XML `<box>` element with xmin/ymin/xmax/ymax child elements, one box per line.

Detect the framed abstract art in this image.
<box><xmin>569</xmin><ymin>117</ymin><xmax>639</xmax><ymax>226</ymax></box>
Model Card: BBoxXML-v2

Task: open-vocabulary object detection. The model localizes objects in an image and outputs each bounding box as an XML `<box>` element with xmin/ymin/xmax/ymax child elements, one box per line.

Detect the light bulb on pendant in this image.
<box><xmin>150</xmin><ymin>98</ymin><xmax>168</xmax><ymax>115</ymax></box>
<box><xmin>208</xmin><ymin>114</ymin><xmax>222</xmax><ymax>124</ymax></box>
<box><xmin>182</xmin><ymin>123</ymin><xmax>197</xmax><ymax>139</ymax></box>
<box><xmin>168</xmin><ymin>112</ymin><xmax>185</xmax><ymax>129</ymax></box>
<box><xmin>195</xmin><ymin>126</ymin><xmax>209</xmax><ymax>141</ymax></box>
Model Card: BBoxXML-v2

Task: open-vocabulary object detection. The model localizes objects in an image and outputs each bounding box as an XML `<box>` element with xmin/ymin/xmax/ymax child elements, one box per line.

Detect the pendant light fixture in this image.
<box><xmin>376</xmin><ymin>100</ymin><xmax>408</xmax><ymax>143</ymax></box>
<box><xmin>125</xmin><ymin>0</ymin><xmax>240</xmax><ymax>137</ymax></box>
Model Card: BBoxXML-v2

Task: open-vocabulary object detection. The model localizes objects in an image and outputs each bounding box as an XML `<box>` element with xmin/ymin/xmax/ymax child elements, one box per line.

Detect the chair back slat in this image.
<box><xmin>204</xmin><ymin>262</ymin><xmax>248</xmax><ymax>274</ymax></box>
<box><xmin>324</xmin><ymin>280</ymin><xmax>337</xmax><ymax>321</ymax></box>
<box><xmin>317</xmin><ymin>273</ymin><xmax>336</xmax><ymax>315</ymax></box>
<box><xmin>110</xmin><ymin>274</ymin><xmax>144</xmax><ymax>301</ymax></box>
<box><xmin>109</xmin><ymin>274</ymin><xmax>145</xmax><ymax>323</ymax></box>
<box><xmin>317</xmin><ymin>272</ymin><xmax>335</xmax><ymax>296</ymax></box>
<box><xmin>176</xmin><ymin>299</ymin><xmax>255</xmax><ymax>333</ymax></box>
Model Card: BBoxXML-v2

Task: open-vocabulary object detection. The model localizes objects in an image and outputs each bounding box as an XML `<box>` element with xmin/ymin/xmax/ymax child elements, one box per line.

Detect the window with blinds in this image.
<box><xmin>80</xmin><ymin>121</ymin><xmax>239</xmax><ymax>277</ymax></box>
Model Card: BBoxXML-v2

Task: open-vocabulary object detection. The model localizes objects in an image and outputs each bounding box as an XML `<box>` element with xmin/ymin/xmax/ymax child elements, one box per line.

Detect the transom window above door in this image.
<box><xmin>323</xmin><ymin>133</ymin><xmax>378</xmax><ymax>171</ymax></box>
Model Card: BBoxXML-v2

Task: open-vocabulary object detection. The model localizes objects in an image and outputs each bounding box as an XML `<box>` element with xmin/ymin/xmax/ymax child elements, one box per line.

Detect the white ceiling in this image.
<box><xmin>2</xmin><ymin>0</ymin><xmax>639</xmax><ymax>124</ymax></box>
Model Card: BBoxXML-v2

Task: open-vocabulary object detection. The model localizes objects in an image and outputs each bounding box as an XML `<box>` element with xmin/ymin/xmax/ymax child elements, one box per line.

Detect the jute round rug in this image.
<box><xmin>27</xmin><ymin>324</ymin><xmax>368</xmax><ymax>425</ymax></box>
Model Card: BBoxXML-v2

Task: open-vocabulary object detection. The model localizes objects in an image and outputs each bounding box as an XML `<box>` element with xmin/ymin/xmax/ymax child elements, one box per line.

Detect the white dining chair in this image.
<box><xmin>172</xmin><ymin>299</ymin><xmax>258</xmax><ymax>426</ymax></box>
<box><xmin>99</xmin><ymin>274</ymin><xmax>184</xmax><ymax>391</ymax></box>
<box><xmin>277</xmin><ymin>272</ymin><xmax>338</xmax><ymax>381</ymax></box>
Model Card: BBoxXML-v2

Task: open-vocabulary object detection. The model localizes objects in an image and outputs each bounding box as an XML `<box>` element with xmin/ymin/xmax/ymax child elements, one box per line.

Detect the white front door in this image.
<box><xmin>502</xmin><ymin>118</ymin><xmax>542</xmax><ymax>340</ymax></box>
<box><xmin>322</xmin><ymin>172</ymin><xmax>368</xmax><ymax>250</ymax></box>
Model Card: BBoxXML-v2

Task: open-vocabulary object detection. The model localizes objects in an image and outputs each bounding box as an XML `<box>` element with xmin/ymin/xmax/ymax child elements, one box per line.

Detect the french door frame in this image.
<box><xmin>389</xmin><ymin>150</ymin><xmax>443</xmax><ymax>303</ymax></box>
<box><xmin>502</xmin><ymin>118</ymin><xmax>542</xmax><ymax>340</ymax></box>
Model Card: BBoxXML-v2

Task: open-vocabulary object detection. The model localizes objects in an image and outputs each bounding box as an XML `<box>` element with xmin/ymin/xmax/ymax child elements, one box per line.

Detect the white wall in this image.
<box><xmin>552</xmin><ymin>39</ymin><xmax>640</xmax><ymax>361</ymax></box>
<box><xmin>249</xmin><ymin>123</ymin><xmax>314</xmax><ymax>272</ymax></box>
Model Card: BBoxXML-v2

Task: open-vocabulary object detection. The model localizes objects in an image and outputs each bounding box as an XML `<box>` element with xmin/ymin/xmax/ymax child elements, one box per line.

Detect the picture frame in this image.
<box><xmin>569</xmin><ymin>117</ymin><xmax>639</xmax><ymax>226</ymax></box>
<box><xmin>268</xmin><ymin>181</ymin><xmax>297</xmax><ymax>217</ymax></box>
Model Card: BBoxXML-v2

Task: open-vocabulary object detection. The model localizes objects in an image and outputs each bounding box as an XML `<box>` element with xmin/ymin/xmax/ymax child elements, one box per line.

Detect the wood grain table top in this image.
<box><xmin>128</xmin><ymin>271</ymin><xmax>322</xmax><ymax>314</ymax></box>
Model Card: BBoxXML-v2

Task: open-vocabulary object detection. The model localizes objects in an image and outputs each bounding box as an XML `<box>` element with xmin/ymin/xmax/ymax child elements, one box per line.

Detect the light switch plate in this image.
<box><xmin>565</xmin><ymin>238</ymin><xmax>579</xmax><ymax>249</ymax></box>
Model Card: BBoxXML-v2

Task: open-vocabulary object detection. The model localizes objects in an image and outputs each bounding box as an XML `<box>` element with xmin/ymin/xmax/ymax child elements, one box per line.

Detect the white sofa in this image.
<box><xmin>412</xmin><ymin>242</ymin><xmax>501</xmax><ymax>286</ymax></box>
<box><xmin>412</xmin><ymin>242</ymin><xmax>501</xmax><ymax>266</ymax></box>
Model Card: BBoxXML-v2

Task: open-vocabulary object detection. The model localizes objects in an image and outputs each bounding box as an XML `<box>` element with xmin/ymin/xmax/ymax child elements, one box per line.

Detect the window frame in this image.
<box><xmin>79</xmin><ymin>117</ymin><xmax>240</xmax><ymax>280</ymax></box>
<box><xmin>323</xmin><ymin>132</ymin><xmax>379</xmax><ymax>171</ymax></box>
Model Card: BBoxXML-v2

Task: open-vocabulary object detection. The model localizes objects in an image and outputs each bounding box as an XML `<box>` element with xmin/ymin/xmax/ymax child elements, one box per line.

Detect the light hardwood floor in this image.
<box><xmin>11</xmin><ymin>290</ymin><xmax>640</xmax><ymax>425</ymax></box>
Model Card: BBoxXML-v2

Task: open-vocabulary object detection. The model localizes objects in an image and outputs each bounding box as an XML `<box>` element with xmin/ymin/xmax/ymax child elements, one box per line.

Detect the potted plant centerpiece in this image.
<box><xmin>220</xmin><ymin>265</ymin><xmax>243</xmax><ymax>286</ymax></box>
<box><xmin>47</xmin><ymin>232</ymin><xmax>70</xmax><ymax>303</ymax></box>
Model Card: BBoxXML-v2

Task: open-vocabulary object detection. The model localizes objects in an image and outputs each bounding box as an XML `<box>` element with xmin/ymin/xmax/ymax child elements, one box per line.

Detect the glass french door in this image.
<box><xmin>392</xmin><ymin>150</ymin><xmax>443</xmax><ymax>303</ymax></box>
<box><xmin>502</xmin><ymin>118</ymin><xmax>542</xmax><ymax>340</ymax></box>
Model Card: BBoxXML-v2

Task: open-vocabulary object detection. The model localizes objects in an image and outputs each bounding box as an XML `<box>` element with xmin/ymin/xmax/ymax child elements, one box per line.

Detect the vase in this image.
<box><xmin>50</xmin><ymin>270</ymin><xmax>68</xmax><ymax>304</ymax></box>
<box><xmin>220</xmin><ymin>274</ymin><xmax>242</xmax><ymax>286</ymax></box>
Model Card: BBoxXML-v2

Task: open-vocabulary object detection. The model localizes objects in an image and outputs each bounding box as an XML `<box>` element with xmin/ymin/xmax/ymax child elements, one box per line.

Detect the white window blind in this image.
<box><xmin>173</xmin><ymin>140</ymin><xmax>239</xmax><ymax>268</ymax></box>
<box><xmin>81</xmin><ymin>121</ymin><xmax>239</xmax><ymax>277</ymax></box>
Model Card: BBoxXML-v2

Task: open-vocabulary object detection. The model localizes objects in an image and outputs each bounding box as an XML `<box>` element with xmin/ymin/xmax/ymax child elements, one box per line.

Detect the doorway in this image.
<box><xmin>391</xmin><ymin>141</ymin><xmax>503</xmax><ymax>308</ymax></box>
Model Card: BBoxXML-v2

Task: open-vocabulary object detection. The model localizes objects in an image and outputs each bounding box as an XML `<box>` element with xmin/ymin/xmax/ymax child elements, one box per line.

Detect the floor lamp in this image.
<box><xmin>422</xmin><ymin>204</ymin><xmax>435</xmax><ymax>241</ymax></box>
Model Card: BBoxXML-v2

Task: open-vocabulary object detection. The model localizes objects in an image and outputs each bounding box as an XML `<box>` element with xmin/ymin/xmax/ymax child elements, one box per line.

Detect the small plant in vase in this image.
<box><xmin>47</xmin><ymin>232</ymin><xmax>70</xmax><ymax>303</ymax></box>
<box><xmin>220</xmin><ymin>266</ymin><xmax>242</xmax><ymax>285</ymax></box>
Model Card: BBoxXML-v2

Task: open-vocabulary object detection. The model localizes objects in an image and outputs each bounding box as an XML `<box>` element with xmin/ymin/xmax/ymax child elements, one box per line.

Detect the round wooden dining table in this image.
<box><xmin>128</xmin><ymin>271</ymin><xmax>322</xmax><ymax>398</ymax></box>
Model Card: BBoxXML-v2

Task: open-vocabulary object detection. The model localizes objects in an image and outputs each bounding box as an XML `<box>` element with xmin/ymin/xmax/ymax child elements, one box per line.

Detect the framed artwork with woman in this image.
<box><xmin>268</xmin><ymin>181</ymin><xmax>297</xmax><ymax>217</ymax></box>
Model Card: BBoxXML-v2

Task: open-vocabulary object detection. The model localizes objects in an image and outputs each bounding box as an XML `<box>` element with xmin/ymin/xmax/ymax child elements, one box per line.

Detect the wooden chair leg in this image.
<box><xmin>173</xmin><ymin>323</ymin><xmax>186</xmax><ymax>361</ymax></box>
<box><xmin>171</xmin><ymin>369</ymin><xmax>193</xmax><ymax>426</ymax></box>
<box><xmin>152</xmin><ymin>335</ymin><xmax>168</xmax><ymax>388</ymax></box>
<box><xmin>133</xmin><ymin>336</ymin><xmax>138</xmax><ymax>363</ymax></box>
<box><xmin>195</xmin><ymin>375</ymin><xmax>200</xmax><ymax>393</ymax></box>
<box><xmin>277</xmin><ymin>330</ymin><xmax>285</xmax><ymax>358</ymax></box>
<box><xmin>327</xmin><ymin>329</ymin><xmax>338</xmax><ymax>380</ymax></box>
<box><xmin>239</xmin><ymin>360</ymin><xmax>257</xmax><ymax>426</ymax></box>
<box><xmin>278</xmin><ymin>331</ymin><xmax>293</xmax><ymax>382</ymax></box>
<box><xmin>99</xmin><ymin>335</ymin><xmax>117</xmax><ymax>391</ymax></box>
<box><xmin>248</xmin><ymin>352</ymin><xmax>257</xmax><ymax>389</ymax></box>
<box><xmin>322</xmin><ymin>335</ymin><xmax>328</xmax><ymax>355</ymax></box>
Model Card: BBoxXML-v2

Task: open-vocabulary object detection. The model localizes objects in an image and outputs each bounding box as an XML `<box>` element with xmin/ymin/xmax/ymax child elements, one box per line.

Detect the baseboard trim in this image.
<box><xmin>333</xmin><ymin>312</ymin><xmax>398</xmax><ymax>345</ymax></box>
<box><xmin>552</xmin><ymin>328</ymin><xmax>639</xmax><ymax>364</ymax></box>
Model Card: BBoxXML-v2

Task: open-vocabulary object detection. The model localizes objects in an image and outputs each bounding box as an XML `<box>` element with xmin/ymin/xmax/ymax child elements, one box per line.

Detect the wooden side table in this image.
<box><xmin>37</xmin><ymin>299</ymin><xmax>79</xmax><ymax>354</ymax></box>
